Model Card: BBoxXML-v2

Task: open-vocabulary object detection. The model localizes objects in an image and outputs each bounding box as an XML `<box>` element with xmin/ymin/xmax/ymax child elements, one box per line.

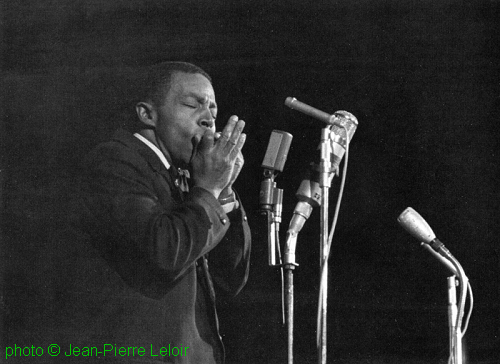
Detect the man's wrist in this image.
<box><xmin>218</xmin><ymin>192</ymin><xmax>236</xmax><ymax>205</ymax></box>
<box><xmin>218</xmin><ymin>189</ymin><xmax>240</xmax><ymax>212</ymax></box>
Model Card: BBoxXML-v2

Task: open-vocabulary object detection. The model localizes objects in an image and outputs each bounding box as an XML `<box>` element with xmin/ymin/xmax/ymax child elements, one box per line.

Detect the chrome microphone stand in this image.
<box><xmin>421</xmin><ymin>242</ymin><xmax>468</xmax><ymax>364</ymax></box>
<box><xmin>318</xmin><ymin>126</ymin><xmax>334</xmax><ymax>364</ymax></box>
<box><xmin>442</xmin><ymin>250</ymin><xmax>468</xmax><ymax>364</ymax></box>
<box><xmin>447</xmin><ymin>276</ymin><xmax>462</xmax><ymax>364</ymax></box>
<box><xmin>284</xmin><ymin>233</ymin><xmax>298</xmax><ymax>364</ymax></box>
<box><xmin>283</xmin><ymin>126</ymin><xmax>333</xmax><ymax>364</ymax></box>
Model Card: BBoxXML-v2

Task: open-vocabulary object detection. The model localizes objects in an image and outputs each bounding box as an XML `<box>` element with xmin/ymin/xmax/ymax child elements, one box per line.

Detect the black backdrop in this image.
<box><xmin>1</xmin><ymin>1</ymin><xmax>499</xmax><ymax>363</ymax></box>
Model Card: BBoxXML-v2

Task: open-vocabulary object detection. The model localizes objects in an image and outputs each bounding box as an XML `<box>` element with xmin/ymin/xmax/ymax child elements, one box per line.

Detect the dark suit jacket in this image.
<box><xmin>55</xmin><ymin>129</ymin><xmax>251</xmax><ymax>363</ymax></box>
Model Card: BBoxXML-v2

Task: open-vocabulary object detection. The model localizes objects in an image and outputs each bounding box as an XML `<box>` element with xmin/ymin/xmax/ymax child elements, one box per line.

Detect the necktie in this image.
<box><xmin>175</xmin><ymin>168</ymin><xmax>190</xmax><ymax>192</ymax></box>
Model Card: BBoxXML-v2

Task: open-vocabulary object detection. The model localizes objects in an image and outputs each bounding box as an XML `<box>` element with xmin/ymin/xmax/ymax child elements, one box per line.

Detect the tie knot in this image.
<box><xmin>175</xmin><ymin>168</ymin><xmax>190</xmax><ymax>192</ymax></box>
<box><xmin>177</xmin><ymin>168</ymin><xmax>190</xmax><ymax>179</ymax></box>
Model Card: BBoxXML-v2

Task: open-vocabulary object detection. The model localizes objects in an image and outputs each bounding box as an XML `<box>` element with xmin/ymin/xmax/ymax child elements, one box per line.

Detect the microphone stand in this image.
<box><xmin>423</xmin><ymin>242</ymin><xmax>468</xmax><ymax>364</ymax></box>
<box><xmin>448</xmin><ymin>276</ymin><xmax>461</xmax><ymax>364</ymax></box>
<box><xmin>261</xmin><ymin>169</ymin><xmax>280</xmax><ymax>266</ymax></box>
<box><xmin>283</xmin><ymin>126</ymin><xmax>333</xmax><ymax>364</ymax></box>
<box><xmin>284</xmin><ymin>233</ymin><xmax>298</xmax><ymax>364</ymax></box>
<box><xmin>318</xmin><ymin>126</ymin><xmax>333</xmax><ymax>364</ymax></box>
<box><xmin>261</xmin><ymin>169</ymin><xmax>289</xmax><ymax>360</ymax></box>
<box><xmin>443</xmin><ymin>254</ymin><xmax>467</xmax><ymax>364</ymax></box>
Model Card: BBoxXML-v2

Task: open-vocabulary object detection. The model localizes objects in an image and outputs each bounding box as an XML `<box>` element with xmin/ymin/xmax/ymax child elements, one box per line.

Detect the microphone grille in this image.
<box><xmin>397</xmin><ymin>207</ymin><xmax>436</xmax><ymax>243</ymax></box>
<box><xmin>261</xmin><ymin>130</ymin><xmax>293</xmax><ymax>172</ymax></box>
<box><xmin>330</xmin><ymin>110</ymin><xmax>358</xmax><ymax>147</ymax></box>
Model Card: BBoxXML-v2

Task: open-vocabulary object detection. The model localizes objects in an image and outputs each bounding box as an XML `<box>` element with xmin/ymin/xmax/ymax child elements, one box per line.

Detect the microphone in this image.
<box><xmin>287</xmin><ymin>111</ymin><xmax>358</xmax><ymax>235</ymax></box>
<box><xmin>285</xmin><ymin>96</ymin><xmax>358</xmax><ymax>172</ymax></box>
<box><xmin>260</xmin><ymin>130</ymin><xmax>293</xmax><ymax>266</ymax></box>
<box><xmin>397</xmin><ymin>207</ymin><xmax>443</xmax><ymax>249</ymax></box>
<box><xmin>259</xmin><ymin>130</ymin><xmax>293</xmax><ymax>212</ymax></box>
<box><xmin>397</xmin><ymin>207</ymin><xmax>457</xmax><ymax>273</ymax></box>
<box><xmin>330</xmin><ymin>110</ymin><xmax>358</xmax><ymax>174</ymax></box>
<box><xmin>285</xmin><ymin>97</ymin><xmax>353</xmax><ymax>127</ymax></box>
<box><xmin>287</xmin><ymin>162</ymin><xmax>321</xmax><ymax>235</ymax></box>
<box><xmin>261</xmin><ymin>130</ymin><xmax>293</xmax><ymax>172</ymax></box>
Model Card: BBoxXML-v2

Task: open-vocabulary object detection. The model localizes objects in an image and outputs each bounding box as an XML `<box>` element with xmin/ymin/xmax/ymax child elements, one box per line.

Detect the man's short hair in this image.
<box><xmin>141</xmin><ymin>61</ymin><xmax>212</xmax><ymax>107</ymax></box>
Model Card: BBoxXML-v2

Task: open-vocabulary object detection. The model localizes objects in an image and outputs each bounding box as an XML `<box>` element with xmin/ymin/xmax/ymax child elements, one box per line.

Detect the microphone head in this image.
<box><xmin>397</xmin><ymin>207</ymin><xmax>436</xmax><ymax>243</ymax></box>
<box><xmin>284</xmin><ymin>97</ymin><xmax>297</xmax><ymax>109</ymax></box>
<box><xmin>330</xmin><ymin>110</ymin><xmax>358</xmax><ymax>147</ymax></box>
<box><xmin>329</xmin><ymin>111</ymin><xmax>358</xmax><ymax>172</ymax></box>
<box><xmin>261</xmin><ymin>130</ymin><xmax>293</xmax><ymax>172</ymax></box>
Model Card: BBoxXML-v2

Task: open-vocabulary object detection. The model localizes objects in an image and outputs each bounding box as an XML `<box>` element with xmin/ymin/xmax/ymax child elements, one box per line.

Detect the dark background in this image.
<box><xmin>1</xmin><ymin>0</ymin><xmax>499</xmax><ymax>363</ymax></box>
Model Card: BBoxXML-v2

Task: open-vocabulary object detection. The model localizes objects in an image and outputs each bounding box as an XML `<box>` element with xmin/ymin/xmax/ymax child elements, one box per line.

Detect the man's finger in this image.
<box><xmin>219</xmin><ymin>116</ymin><xmax>239</xmax><ymax>143</ymax></box>
<box><xmin>229</xmin><ymin>133</ymin><xmax>246</xmax><ymax>159</ymax></box>
<box><xmin>231</xmin><ymin>119</ymin><xmax>245</xmax><ymax>142</ymax></box>
<box><xmin>224</xmin><ymin>120</ymin><xmax>245</xmax><ymax>152</ymax></box>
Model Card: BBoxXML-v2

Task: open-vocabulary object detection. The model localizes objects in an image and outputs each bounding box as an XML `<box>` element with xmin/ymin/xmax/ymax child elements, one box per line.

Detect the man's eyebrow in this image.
<box><xmin>183</xmin><ymin>92</ymin><xmax>217</xmax><ymax>106</ymax></box>
<box><xmin>184</xmin><ymin>92</ymin><xmax>217</xmax><ymax>108</ymax></box>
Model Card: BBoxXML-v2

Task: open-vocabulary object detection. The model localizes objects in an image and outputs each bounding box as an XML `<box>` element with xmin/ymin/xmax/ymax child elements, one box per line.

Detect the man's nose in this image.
<box><xmin>199</xmin><ymin>108</ymin><xmax>215</xmax><ymax>129</ymax></box>
<box><xmin>199</xmin><ymin>118</ymin><xmax>215</xmax><ymax>130</ymax></box>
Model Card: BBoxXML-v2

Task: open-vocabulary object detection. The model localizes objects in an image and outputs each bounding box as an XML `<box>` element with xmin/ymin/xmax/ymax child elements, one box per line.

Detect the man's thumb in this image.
<box><xmin>195</xmin><ymin>129</ymin><xmax>215</xmax><ymax>153</ymax></box>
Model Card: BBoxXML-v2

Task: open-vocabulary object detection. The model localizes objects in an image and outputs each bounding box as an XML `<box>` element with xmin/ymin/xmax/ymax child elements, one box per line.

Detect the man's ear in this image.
<box><xmin>136</xmin><ymin>102</ymin><xmax>157</xmax><ymax>129</ymax></box>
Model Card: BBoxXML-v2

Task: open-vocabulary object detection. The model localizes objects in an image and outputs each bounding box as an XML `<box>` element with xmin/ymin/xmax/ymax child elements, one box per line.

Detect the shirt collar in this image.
<box><xmin>133</xmin><ymin>132</ymin><xmax>171</xmax><ymax>171</ymax></box>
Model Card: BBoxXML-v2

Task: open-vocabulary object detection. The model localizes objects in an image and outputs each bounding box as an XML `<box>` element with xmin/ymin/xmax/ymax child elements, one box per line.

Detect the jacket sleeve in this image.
<box><xmin>206</xmin><ymin>193</ymin><xmax>251</xmax><ymax>297</ymax></box>
<box><xmin>79</xmin><ymin>141</ymin><xmax>249</xmax><ymax>287</ymax></box>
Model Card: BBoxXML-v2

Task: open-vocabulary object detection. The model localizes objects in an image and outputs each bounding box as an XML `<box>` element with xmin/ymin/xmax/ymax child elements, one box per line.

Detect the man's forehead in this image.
<box><xmin>170</xmin><ymin>72</ymin><xmax>214</xmax><ymax>97</ymax></box>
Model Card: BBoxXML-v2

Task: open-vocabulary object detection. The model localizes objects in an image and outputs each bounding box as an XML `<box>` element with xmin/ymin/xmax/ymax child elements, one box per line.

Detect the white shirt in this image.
<box><xmin>134</xmin><ymin>133</ymin><xmax>171</xmax><ymax>171</ymax></box>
